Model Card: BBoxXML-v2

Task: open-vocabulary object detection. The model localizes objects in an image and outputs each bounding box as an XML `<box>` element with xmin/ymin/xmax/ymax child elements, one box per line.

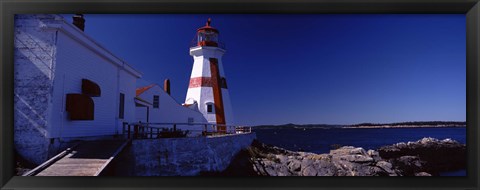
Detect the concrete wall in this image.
<box><xmin>128</xmin><ymin>133</ymin><xmax>256</xmax><ymax>176</ymax></box>
<box><xmin>14</xmin><ymin>14</ymin><xmax>61</xmax><ymax>165</ymax></box>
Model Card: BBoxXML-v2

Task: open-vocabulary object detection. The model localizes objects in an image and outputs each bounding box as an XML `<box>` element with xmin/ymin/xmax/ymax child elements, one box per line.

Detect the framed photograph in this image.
<box><xmin>1</xmin><ymin>0</ymin><xmax>479</xmax><ymax>189</ymax></box>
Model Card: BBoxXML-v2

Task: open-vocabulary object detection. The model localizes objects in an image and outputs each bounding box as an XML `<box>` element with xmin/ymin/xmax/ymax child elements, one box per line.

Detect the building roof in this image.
<box><xmin>136</xmin><ymin>84</ymin><xmax>156</xmax><ymax>96</ymax></box>
<box><xmin>134</xmin><ymin>97</ymin><xmax>152</xmax><ymax>107</ymax></box>
<box><xmin>197</xmin><ymin>18</ymin><xmax>219</xmax><ymax>33</ymax></box>
<box><xmin>45</xmin><ymin>15</ymin><xmax>143</xmax><ymax>78</ymax></box>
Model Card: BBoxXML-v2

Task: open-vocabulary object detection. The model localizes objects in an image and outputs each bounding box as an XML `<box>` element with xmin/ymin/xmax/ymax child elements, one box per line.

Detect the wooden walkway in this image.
<box><xmin>32</xmin><ymin>140</ymin><xmax>129</xmax><ymax>176</ymax></box>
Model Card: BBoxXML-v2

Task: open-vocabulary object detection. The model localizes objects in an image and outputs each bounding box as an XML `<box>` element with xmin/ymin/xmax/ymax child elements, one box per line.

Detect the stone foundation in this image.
<box><xmin>124</xmin><ymin>133</ymin><xmax>256</xmax><ymax>176</ymax></box>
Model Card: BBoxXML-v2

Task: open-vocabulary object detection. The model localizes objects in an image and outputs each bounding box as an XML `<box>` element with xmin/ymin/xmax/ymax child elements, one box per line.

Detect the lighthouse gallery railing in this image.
<box><xmin>122</xmin><ymin>122</ymin><xmax>252</xmax><ymax>139</ymax></box>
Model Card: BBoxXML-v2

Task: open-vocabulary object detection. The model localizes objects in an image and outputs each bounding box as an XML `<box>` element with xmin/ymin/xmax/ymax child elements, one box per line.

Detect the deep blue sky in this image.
<box><xmin>64</xmin><ymin>14</ymin><xmax>466</xmax><ymax>125</ymax></box>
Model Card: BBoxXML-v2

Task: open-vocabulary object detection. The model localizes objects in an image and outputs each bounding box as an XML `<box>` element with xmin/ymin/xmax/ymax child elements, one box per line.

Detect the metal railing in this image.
<box><xmin>190</xmin><ymin>41</ymin><xmax>226</xmax><ymax>50</ymax></box>
<box><xmin>122</xmin><ymin>122</ymin><xmax>251</xmax><ymax>139</ymax></box>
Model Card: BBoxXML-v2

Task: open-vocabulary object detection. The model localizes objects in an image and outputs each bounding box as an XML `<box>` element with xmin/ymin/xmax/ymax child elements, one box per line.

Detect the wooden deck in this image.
<box><xmin>34</xmin><ymin>140</ymin><xmax>129</xmax><ymax>176</ymax></box>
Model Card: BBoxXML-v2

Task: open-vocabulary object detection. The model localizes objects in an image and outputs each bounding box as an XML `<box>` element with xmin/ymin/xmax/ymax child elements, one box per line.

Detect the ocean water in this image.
<box><xmin>253</xmin><ymin>127</ymin><xmax>466</xmax><ymax>154</ymax></box>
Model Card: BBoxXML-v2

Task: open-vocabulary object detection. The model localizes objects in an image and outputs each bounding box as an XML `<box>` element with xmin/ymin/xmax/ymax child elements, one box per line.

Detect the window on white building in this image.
<box><xmin>153</xmin><ymin>95</ymin><xmax>159</xmax><ymax>108</ymax></box>
<box><xmin>119</xmin><ymin>93</ymin><xmax>125</xmax><ymax>119</ymax></box>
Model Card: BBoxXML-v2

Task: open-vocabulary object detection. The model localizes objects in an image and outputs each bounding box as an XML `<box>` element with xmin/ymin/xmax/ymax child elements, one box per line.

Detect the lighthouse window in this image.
<box><xmin>153</xmin><ymin>95</ymin><xmax>159</xmax><ymax>108</ymax></box>
<box><xmin>206</xmin><ymin>103</ymin><xmax>214</xmax><ymax>113</ymax></box>
<box><xmin>221</xmin><ymin>77</ymin><xmax>228</xmax><ymax>89</ymax></box>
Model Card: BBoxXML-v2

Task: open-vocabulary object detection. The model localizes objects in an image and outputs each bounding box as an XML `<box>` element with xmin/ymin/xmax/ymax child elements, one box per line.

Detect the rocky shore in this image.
<box><xmin>205</xmin><ymin>137</ymin><xmax>466</xmax><ymax>176</ymax></box>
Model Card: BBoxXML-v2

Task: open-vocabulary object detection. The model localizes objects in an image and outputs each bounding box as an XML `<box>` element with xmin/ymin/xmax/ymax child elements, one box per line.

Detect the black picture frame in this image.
<box><xmin>1</xmin><ymin>0</ymin><xmax>479</xmax><ymax>189</ymax></box>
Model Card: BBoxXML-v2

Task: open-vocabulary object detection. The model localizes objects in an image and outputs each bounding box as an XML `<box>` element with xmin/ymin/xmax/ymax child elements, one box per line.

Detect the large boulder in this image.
<box><xmin>378</xmin><ymin>137</ymin><xmax>466</xmax><ymax>175</ymax></box>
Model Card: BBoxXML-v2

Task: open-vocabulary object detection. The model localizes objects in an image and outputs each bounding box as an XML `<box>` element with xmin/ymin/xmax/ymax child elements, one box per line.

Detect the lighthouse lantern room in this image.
<box><xmin>196</xmin><ymin>18</ymin><xmax>220</xmax><ymax>47</ymax></box>
<box><xmin>185</xmin><ymin>18</ymin><xmax>234</xmax><ymax>133</ymax></box>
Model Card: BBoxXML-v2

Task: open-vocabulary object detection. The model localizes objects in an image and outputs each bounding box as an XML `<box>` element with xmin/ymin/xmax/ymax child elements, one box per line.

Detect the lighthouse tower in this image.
<box><xmin>185</xmin><ymin>18</ymin><xmax>234</xmax><ymax>132</ymax></box>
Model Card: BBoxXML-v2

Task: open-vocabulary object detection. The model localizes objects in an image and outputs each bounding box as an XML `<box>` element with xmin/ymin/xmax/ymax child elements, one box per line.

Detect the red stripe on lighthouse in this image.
<box><xmin>209</xmin><ymin>58</ymin><xmax>226</xmax><ymax>129</ymax></box>
<box><xmin>188</xmin><ymin>77</ymin><xmax>214</xmax><ymax>88</ymax></box>
<box><xmin>189</xmin><ymin>77</ymin><xmax>228</xmax><ymax>89</ymax></box>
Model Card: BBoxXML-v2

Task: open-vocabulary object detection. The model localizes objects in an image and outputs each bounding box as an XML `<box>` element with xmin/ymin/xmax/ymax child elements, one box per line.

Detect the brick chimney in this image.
<box><xmin>164</xmin><ymin>79</ymin><xmax>171</xmax><ymax>95</ymax></box>
<box><xmin>72</xmin><ymin>14</ymin><xmax>85</xmax><ymax>31</ymax></box>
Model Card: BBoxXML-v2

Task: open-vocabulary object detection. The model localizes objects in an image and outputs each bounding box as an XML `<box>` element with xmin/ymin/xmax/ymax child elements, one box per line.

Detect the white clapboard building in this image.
<box><xmin>14</xmin><ymin>14</ymin><xmax>142</xmax><ymax>164</ymax></box>
<box><xmin>134</xmin><ymin>81</ymin><xmax>208</xmax><ymax>136</ymax></box>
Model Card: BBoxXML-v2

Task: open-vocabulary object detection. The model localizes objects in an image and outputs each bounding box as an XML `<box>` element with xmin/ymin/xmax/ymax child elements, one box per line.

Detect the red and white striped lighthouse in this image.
<box><xmin>185</xmin><ymin>18</ymin><xmax>234</xmax><ymax>132</ymax></box>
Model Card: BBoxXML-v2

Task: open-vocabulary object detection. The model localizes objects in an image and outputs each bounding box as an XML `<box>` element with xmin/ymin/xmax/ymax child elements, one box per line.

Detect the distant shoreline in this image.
<box><xmin>345</xmin><ymin>121</ymin><xmax>466</xmax><ymax>129</ymax></box>
<box><xmin>342</xmin><ymin>125</ymin><xmax>466</xmax><ymax>129</ymax></box>
<box><xmin>253</xmin><ymin>121</ymin><xmax>466</xmax><ymax>129</ymax></box>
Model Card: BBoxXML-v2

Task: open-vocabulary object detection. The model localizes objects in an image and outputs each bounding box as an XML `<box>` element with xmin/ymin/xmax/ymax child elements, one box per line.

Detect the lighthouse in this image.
<box><xmin>185</xmin><ymin>18</ymin><xmax>234</xmax><ymax>132</ymax></box>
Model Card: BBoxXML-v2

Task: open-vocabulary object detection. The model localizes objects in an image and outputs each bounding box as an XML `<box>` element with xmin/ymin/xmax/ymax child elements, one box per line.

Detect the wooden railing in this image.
<box><xmin>122</xmin><ymin>122</ymin><xmax>251</xmax><ymax>139</ymax></box>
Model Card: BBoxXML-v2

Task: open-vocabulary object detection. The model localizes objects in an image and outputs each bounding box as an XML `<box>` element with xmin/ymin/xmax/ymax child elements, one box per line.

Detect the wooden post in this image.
<box><xmin>134</xmin><ymin>125</ymin><xmax>139</xmax><ymax>139</ymax></box>
<box><xmin>127</xmin><ymin>124</ymin><xmax>131</xmax><ymax>139</ymax></box>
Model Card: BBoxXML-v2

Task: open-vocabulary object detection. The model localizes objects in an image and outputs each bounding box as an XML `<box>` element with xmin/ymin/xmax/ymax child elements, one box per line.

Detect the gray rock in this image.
<box><xmin>276</xmin><ymin>165</ymin><xmax>291</xmax><ymax>176</ymax></box>
<box><xmin>415</xmin><ymin>172</ymin><xmax>432</xmax><ymax>176</ymax></box>
<box><xmin>302</xmin><ymin>166</ymin><xmax>318</xmax><ymax>176</ymax></box>
<box><xmin>275</xmin><ymin>155</ymin><xmax>288</xmax><ymax>163</ymax></box>
<box><xmin>287</xmin><ymin>159</ymin><xmax>301</xmax><ymax>172</ymax></box>
<box><xmin>264</xmin><ymin>166</ymin><xmax>277</xmax><ymax>176</ymax></box>
<box><xmin>314</xmin><ymin>160</ymin><xmax>337</xmax><ymax>176</ymax></box>
<box><xmin>349</xmin><ymin>147</ymin><xmax>367</xmax><ymax>155</ymax></box>
<box><xmin>376</xmin><ymin>161</ymin><xmax>395</xmax><ymax>175</ymax></box>
<box><xmin>301</xmin><ymin>158</ymin><xmax>314</xmax><ymax>168</ymax></box>
<box><xmin>335</xmin><ymin>154</ymin><xmax>374</xmax><ymax>163</ymax></box>
<box><xmin>367</xmin><ymin>149</ymin><xmax>381</xmax><ymax>162</ymax></box>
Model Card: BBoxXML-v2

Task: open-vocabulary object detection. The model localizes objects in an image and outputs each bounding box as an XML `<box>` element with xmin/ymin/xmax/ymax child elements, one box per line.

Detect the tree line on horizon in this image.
<box><xmin>351</xmin><ymin>121</ymin><xmax>466</xmax><ymax>127</ymax></box>
<box><xmin>252</xmin><ymin>121</ymin><xmax>466</xmax><ymax>128</ymax></box>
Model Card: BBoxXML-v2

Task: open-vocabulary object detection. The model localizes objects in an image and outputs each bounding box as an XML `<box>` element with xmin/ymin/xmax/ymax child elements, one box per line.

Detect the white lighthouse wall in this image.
<box><xmin>185</xmin><ymin>86</ymin><xmax>217</xmax><ymax>123</ymax></box>
<box><xmin>190</xmin><ymin>56</ymin><xmax>211</xmax><ymax>78</ymax></box>
<box><xmin>188</xmin><ymin>46</ymin><xmax>235</xmax><ymax>127</ymax></box>
<box><xmin>185</xmin><ymin>86</ymin><xmax>201</xmax><ymax>105</ymax></box>
<box><xmin>136</xmin><ymin>85</ymin><xmax>208</xmax><ymax>136</ymax></box>
<box><xmin>221</xmin><ymin>89</ymin><xmax>235</xmax><ymax>126</ymax></box>
<box><xmin>217</xmin><ymin>58</ymin><xmax>226</xmax><ymax>78</ymax></box>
